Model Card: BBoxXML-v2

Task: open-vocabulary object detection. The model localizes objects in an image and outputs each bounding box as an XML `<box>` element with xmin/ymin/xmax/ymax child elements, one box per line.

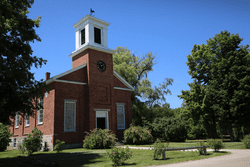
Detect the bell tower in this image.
<box><xmin>69</xmin><ymin>15</ymin><xmax>116</xmax><ymax>132</ymax></box>
<box><xmin>70</xmin><ymin>14</ymin><xmax>113</xmax><ymax>68</ymax></box>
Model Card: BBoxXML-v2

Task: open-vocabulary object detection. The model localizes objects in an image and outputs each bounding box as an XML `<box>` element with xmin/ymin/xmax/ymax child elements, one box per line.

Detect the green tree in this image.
<box><xmin>23</xmin><ymin>127</ymin><xmax>43</xmax><ymax>155</ymax></box>
<box><xmin>0</xmin><ymin>0</ymin><xmax>50</xmax><ymax>125</ymax></box>
<box><xmin>113</xmin><ymin>47</ymin><xmax>173</xmax><ymax>125</ymax></box>
<box><xmin>0</xmin><ymin>123</ymin><xmax>13</xmax><ymax>151</ymax></box>
<box><xmin>180</xmin><ymin>30</ymin><xmax>250</xmax><ymax>141</ymax></box>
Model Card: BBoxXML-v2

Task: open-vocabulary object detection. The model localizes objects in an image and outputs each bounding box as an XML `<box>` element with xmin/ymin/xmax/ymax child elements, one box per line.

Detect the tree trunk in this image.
<box><xmin>228</xmin><ymin>124</ymin><xmax>234</xmax><ymax>142</ymax></box>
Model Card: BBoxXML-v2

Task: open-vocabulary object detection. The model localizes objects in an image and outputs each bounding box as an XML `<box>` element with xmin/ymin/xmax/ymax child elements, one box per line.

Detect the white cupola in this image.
<box><xmin>70</xmin><ymin>15</ymin><xmax>113</xmax><ymax>57</ymax></box>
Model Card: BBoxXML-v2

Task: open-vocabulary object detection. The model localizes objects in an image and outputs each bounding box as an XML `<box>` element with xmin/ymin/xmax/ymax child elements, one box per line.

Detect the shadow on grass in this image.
<box><xmin>153</xmin><ymin>157</ymin><xmax>172</xmax><ymax>161</ymax></box>
<box><xmin>122</xmin><ymin>162</ymin><xmax>137</xmax><ymax>166</ymax></box>
<box><xmin>0</xmin><ymin>151</ymin><xmax>106</xmax><ymax>167</ymax></box>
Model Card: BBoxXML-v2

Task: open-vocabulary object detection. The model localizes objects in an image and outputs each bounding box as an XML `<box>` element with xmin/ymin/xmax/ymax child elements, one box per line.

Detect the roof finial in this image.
<box><xmin>90</xmin><ymin>8</ymin><xmax>95</xmax><ymax>16</ymax></box>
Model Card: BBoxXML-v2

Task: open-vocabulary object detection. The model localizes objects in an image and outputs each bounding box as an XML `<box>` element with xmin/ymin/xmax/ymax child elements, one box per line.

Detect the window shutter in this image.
<box><xmin>94</xmin><ymin>27</ymin><xmax>101</xmax><ymax>44</ymax></box>
<box><xmin>117</xmin><ymin>106</ymin><xmax>125</xmax><ymax>129</ymax></box>
<box><xmin>16</xmin><ymin>112</ymin><xmax>19</xmax><ymax>126</ymax></box>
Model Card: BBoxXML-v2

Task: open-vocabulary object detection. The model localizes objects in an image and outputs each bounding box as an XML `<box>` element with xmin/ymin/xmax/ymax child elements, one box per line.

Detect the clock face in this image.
<box><xmin>97</xmin><ymin>60</ymin><xmax>106</xmax><ymax>72</ymax></box>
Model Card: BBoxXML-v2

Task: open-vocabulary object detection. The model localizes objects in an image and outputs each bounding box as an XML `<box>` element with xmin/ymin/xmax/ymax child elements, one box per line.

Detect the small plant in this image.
<box><xmin>23</xmin><ymin>127</ymin><xmax>43</xmax><ymax>156</ymax></box>
<box><xmin>17</xmin><ymin>141</ymin><xmax>26</xmax><ymax>154</ymax></box>
<box><xmin>242</xmin><ymin>134</ymin><xmax>250</xmax><ymax>149</ymax></box>
<box><xmin>153</xmin><ymin>138</ymin><xmax>168</xmax><ymax>160</ymax></box>
<box><xmin>196</xmin><ymin>141</ymin><xmax>206</xmax><ymax>155</ymax></box>
<box><xmin>207</xmin><ymin>138</ymin><xmax>225</xmax><ymax>152</ymax></box>
<box><xmin>106</xmin><ymin>146</ymin><xmax>133</xmax><ymax>166</ymax></box>
<box><xmin>54</xmin><ymin>139</ymin><xmax>65</xmax><ymax>153</ymax></box>
<box><xmin>0</xmin><ymin>123</ymin><xmax>13</xmax><ymax>151</ymax></box>
<box><xmin>83</xmin><ymin>128</ymin><xmax>117</xmax><ymax>149</ymax></box>
<box><xmin>124</xmin><ymin>125</ymin><xmax>154</xmax><ymax>145</ymax></box>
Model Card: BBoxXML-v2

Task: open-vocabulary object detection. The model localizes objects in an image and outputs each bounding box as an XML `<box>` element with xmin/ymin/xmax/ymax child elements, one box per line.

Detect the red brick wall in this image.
<box><xmin>114</xmin><ymin>76</ymin><xmax>129</xmax><ymax>89</ymax></box>
<box><xmin>59</xmin><ymin>67</ymin><xmax>88</xmax><ymax>83</ymax></box>
<box><xmin>8</xmin><ymin>88</ymin><xmax>56</xmax><ymax>139</ymax></box>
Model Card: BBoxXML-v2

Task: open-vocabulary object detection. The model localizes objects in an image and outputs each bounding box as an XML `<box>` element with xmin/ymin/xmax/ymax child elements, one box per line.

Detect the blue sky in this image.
<box><xmin>28</xmin><ymin>0</ymin><xmax>250</xmax><ymax>109</ymax></box>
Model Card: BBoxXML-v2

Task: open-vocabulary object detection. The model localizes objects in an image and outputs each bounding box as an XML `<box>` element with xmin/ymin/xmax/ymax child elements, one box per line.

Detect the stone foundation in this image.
<box><xmin>8</xmin><ymin>135</ymin><xmax>53</xmax><ymax>151</ymax></box>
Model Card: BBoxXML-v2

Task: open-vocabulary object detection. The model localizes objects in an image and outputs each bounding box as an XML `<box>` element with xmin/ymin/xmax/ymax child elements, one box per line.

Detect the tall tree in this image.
<box><xmin>181</xmin><ymin>30</ymin><xmax>250</xmax><ymax>141</ymax></box>
<box><xmin>113</xmin><ymin>47</ymin><xmax>173</xmax><ymax>125</ymax></box>
<box><xmin>0</xmin><ymin>0</ymin><xmax>49</xmax><ymax>125</ymax></box>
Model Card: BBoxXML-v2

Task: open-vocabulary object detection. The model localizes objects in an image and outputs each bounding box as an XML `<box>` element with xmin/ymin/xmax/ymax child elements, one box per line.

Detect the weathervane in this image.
<box><xmin>90</xmin><ymin>8</ymin><xmax>95</xmax><ymax>16</ymax></box>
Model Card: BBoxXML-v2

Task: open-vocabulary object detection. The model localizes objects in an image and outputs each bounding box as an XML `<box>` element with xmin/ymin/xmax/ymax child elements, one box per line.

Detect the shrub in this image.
<box><xmin>207</xmin><ymin>138</ymin><xmax>225</xmax><ymax>152</ymax></box>
<box><xmin>17</xmin><ymin>141</ymin><xmax>26</xmax><ymax>154</ymax></box>
<box><xmin>196</xmin><ymin>141</ymin><xmax>206</xmax><ymax>155</ymax></box>
<box><xmin>83</xmin><ymin>128</ymin><xmax>117</xmax><ymax>149</ymax></box>
<box><xmin>153</xmin><ymin>138</ymin><xmax>168</xmax><ymax>160</ymax></box>
<box><xmin>148</xmin><ymin>117</ymin><xmax>188</xmax><ymax>142</ymax></box>
<box><xmin>242</xmin><ymin>134</ymin><xmax>250</xmax><ymax>149</ymax></box>
<box><xmin>23</xmin><ymin>127</ymin><xmax>43</xmax><ymax>156</ymax></box>
<box><xmin>0</xmin><ymin>123</ymin><xmax>13</xmax><ymax>151</ymax></box>
<box><xmin>54</xmin><ymin>139</ymin><xmax>65</xmax><ymax>153</ymax></box>
<box><xmin>124</xmin><ymin>125</ymin><xmax>154</xmax><ymax>145</ymax></box>
<box><xmin>106</xmin><ymin>146</ymin><xmax>133</xmax><ymax>166</ymax></box>
<box><xmin>16</xmin><ymin>157</ymin><xmax>60</xmax><ymax>167</ymax></box>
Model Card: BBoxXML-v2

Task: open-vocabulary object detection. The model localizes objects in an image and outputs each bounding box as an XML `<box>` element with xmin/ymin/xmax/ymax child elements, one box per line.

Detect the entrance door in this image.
<box><xmin>97</xmin><ymin>117</ymin><xmax>106</xmax><ymax>129</ymax></box>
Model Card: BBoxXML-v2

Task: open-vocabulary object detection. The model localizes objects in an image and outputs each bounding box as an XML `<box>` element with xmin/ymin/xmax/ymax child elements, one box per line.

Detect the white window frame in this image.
<box><xmin>64</xmin><ymin>99</ymin><xmax>77</xmax><ymax>132</ymax></box>
<box><xmin>38</xmin><ymin>97</ymin><xmax>43</xmax><ymax>125</ymax></box>
<box><xmin>25</xmin><ymin>113</ymin><xmax>30</xmax><ymax>127</ymax></box>
<box><xmin>116</xmin><ymin>103</ymin><xmax>125</xmax><ymax>130</ymax></box>
<box><xmin>13</xmin><ymin>138</ymin><xmax>16</xmax><ymax>147</ymax></box>
<box><xmin>15</xmin><ymin>112</ymin><xmax>19</xmax><ymax>128</ymax></box>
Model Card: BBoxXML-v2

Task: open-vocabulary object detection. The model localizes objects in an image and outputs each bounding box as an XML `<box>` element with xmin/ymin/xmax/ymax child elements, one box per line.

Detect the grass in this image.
<box><xmin>124</xmin><ymin>141</ymin><xmax>247</xmax><ymax>149</ymax></box>
<box><xmin>0</xmin><ymin>147</ymin><xmax>231</xmax><ymax>167</ymax></box>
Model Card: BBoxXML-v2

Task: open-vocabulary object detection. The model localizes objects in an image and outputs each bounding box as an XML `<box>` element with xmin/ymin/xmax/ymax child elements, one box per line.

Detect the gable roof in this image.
<box><xmin>45</xmin><ymin>63</ymin><xmax>134</xmax><ymax>91</ymax></box>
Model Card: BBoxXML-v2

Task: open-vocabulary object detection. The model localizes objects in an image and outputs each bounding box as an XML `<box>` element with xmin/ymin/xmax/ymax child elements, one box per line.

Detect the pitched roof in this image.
<box><xmin>45</xmin><ymin>63</ymin><xmax>134</xmax><ymax>91</ymax></box>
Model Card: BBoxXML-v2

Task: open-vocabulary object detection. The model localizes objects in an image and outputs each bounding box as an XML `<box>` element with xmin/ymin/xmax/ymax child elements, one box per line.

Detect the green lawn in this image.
<box><xmin>0</xmin><ymin>147</ymin><xmax>231</xmax><ymax>167</ymax></box>
<box><xmin>124</xmin><ymin>141</ymin><xmax>246</xmax><ymax>149</ymax></box>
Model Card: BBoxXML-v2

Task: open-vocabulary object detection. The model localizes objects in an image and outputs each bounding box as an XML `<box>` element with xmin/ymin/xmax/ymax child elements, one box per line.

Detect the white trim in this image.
<box><xmin>73</xmin><ymin>15</ymin><xmax>110</xmax><ymax>29</ymax></box>
<box><xmin>64</xmin><ymin>100</ymin><xmax>77</xmax><ymax>132</ymax></box>
<box><xmin>55</xmin><ymin>79</ymin><xmax>87</xmax><ymax>85</ymax></box>
<box><xmin>45</xmin><ymin>63</ymin><xmax>87</xmax><ymax>84</ymax></box>
<box><xmin>96</xmin><ymin>110</ymin><xmax>109</xmax><ymax>130</ymax></box>
<box><xmin>94</xmin><ymin>109</ymin><xmax>110</xmax><ymax>112</ymax></box>
<box><xmin>69</xmin><ymin>44</ymin><xmax>114</xmax><ymax>58</ymax></box>
<box><xmin>113</xmin><ymin>71</ymin><xmax>134</xmax><ymax>91</ymax></box>
<box><xmin>116</xmin><ymin>103</ymin><xmax>125</xmax><ymax>130</ymax></box>
<box><xmin>114</xmin><ymin>87</ymin><xmax>134</xmax><ymax>91</ymax></box>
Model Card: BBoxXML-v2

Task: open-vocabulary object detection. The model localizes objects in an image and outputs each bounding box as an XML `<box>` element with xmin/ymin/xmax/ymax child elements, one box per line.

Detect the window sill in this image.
<box><xmin>15</xmin><ymin>126</ymin><xmax>19</xmax><ymax>129</ymax></box>
<box><xmin>37</xmin><ymin>122</ymin><xmax>43</xmax><ymax>125</ymax></box>
<box><xmin>63</xmin><ymin>130</ymin><xmax>77</xmax><ymax>133</ymax></box>
<box><xmin>25</xmin><ymin>125</ymin><xmax>30</xmax><ymax>127</ymax></box>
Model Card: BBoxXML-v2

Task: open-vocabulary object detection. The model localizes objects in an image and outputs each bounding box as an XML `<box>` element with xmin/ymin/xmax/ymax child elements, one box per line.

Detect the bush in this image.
<box><xmin>147</xmin><ymin>117</ymin><xmax>188</xmax><ymax>142</ymax></box>
<box><xmin>106</xmin><ymin>146</ymin><xmax>133</xmax><ymax>166</ymax></box>
<box><xmin>153</xmin><ymin>138</ymin><xmax>168</xmax><ymax>160</ymax></box>
<box><xmin>17</xmin><ymin>141</ymin><xmax>26</xmax><ymax>154</ymax></box>
<box><xmin>83</xmin><ymin>128</ymin><xmax>117</xmax><ymax>149</ymax></box>
<box><xmin>242</xmin><ymin>134</ymin><xmax>250</xmax><ymax>149</ymax></box>
<box><xmin>54</xmin><ymin>139</ymin><xmax>65</xmax><ymax>153</ymax></box>
<box><xmin>207</xmin><ymin>138</ymin><xmax>225</xmax><ymax>152</ymax></box>
<box><xmin>23</xmin><ymin>127</ymin><xmax>43</xmax><ymax>156</ymax></box>
<box><xmin>16</xmin><ymin>157</ymin><xmax>60</xmax><ymax>167</ymax></box>
<box><xmin>196</xmin><ymin>141</ymin><xmax>206</xmax><ymax>155</ymax></box>
<box><xmin>0</xmin><ymin>122</ymin><xmax>13</xmax><ymax>151</ymax></box>
<box><xmin>123</xmin><ymin>125</ymin><xmax>154</xmax><ymax>145</ymax></box>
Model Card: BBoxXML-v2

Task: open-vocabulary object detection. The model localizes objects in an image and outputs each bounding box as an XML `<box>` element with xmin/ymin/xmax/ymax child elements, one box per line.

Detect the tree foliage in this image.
<box><xmin>179</xmin><ymin>30</ymin><xmax>250</xmax><ymax>140</ymax></box>
<box><xmin>0</xmin><ymin>0</ymin><xmax>50</xmax><ymax>125</ymax></box>
<box><xmin>113</xmin><ymin>47</ymin><xmax>173</xmax><ymax>125</ymax></box>
<box><xmin>0</xmin><ymin>123</ymin><xmax>13</xmax><ymax>151</ymax></box>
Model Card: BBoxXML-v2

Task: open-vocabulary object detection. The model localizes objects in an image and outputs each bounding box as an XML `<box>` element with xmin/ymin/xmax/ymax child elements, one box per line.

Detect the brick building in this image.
<box><xmin>8</xmin><ymin>15</ymin><xmax>134</xmax><ymax>151</ymax></box>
